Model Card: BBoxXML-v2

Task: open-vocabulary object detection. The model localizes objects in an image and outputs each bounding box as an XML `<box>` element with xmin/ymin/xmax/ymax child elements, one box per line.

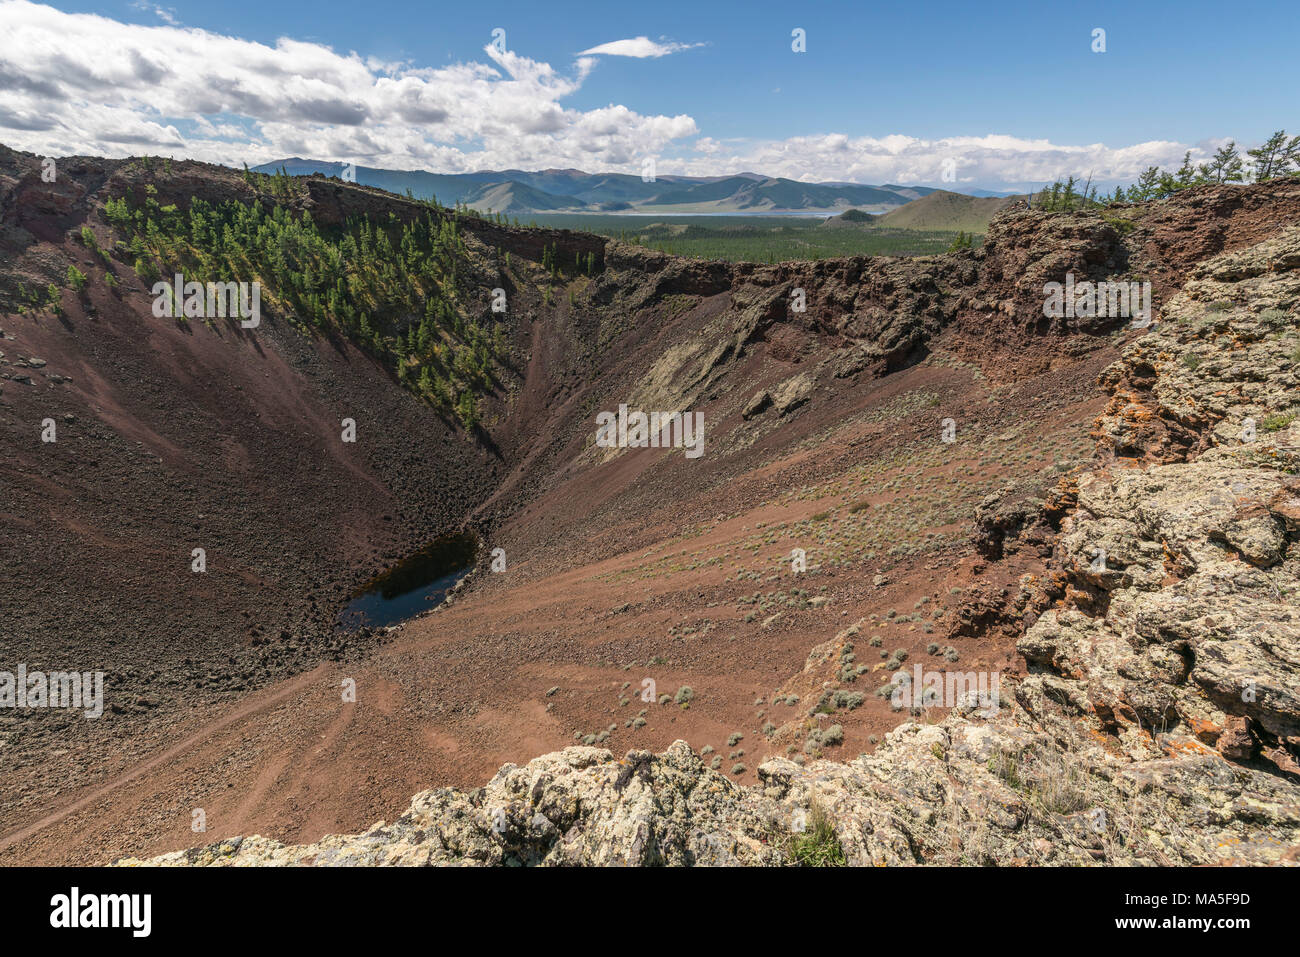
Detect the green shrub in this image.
<box><xmin>832</xmin><ymin>690</ymin><xmax>864</xmax><ymax>711</ymax></box>
<box><xmin>786</xmin><ymin>804</ymin><xmax>847</xmax><ymax>867</ymax></box>
<box><xmin>1100</xmin><ymin>213</ymin><xmax>1136</xmax><ymax>235</ymax></box>
<box><xmin>133</xmin><ymin>257</ymin><xmax>159</xmax><ymax>282</ymax></box>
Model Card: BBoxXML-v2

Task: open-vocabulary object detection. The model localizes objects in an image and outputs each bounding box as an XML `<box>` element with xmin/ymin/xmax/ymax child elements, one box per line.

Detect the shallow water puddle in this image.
<box><xmin>338</xmin><ymin>531</ymin><xmax>477</xmax><ymax>630</ymax></box>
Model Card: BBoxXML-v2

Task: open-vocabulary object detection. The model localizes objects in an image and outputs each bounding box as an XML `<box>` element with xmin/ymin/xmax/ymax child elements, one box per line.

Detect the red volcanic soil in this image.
<box><xmin>2</xmin><ymin>147</ymin><xmax>1298</xmax><ymax>864</ymax></box>
<box><xmin>0</xmin><ymin>339</ymin><xmax>1109</xmax><ymax>864</ymax></box>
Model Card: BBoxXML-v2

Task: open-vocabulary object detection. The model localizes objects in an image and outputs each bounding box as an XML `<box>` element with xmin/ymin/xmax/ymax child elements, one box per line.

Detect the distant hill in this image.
<box><xmin>634</xmin><ymin>176</ymin><xmax>925</xmax><ymax>213</ymax></box>
<box><xmin>873</xmin><ymin>189</ymin><xmax>1024</xmax><ymax>232</ymax></box>
<box><xmin>253</xmin><ymin>159</ymin><xmax>951</xmax><ymax>215</ymax></box>
<box><xmin>819</xmin><ymin>208</ymin><xmax>879</xmax><ymax>228</ymax></box>
<box><xmin>460</xmin><ymin>181</ymin><xmax>585</xmax><ymax>213</ymax></box>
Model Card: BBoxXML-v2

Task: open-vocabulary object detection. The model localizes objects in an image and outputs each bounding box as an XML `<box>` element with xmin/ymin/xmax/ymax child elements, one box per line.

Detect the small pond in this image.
<box><xmin>338</xmin><ymin>531</ymin><xmax>477</xmax><ymax>630</ymax></box>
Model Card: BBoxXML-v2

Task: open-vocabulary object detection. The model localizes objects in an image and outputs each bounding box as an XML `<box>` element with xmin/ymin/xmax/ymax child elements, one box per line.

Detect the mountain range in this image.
<box><xmin>253</xmin><ymin>159</ymin><xmax>1014</xmax><ymax>215</ymax></box>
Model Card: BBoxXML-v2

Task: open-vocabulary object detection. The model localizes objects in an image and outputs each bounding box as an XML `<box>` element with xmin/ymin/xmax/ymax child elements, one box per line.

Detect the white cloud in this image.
<box><xmin>577</xmin><ymin>36</ymin><xmax>702</xmax><ymax>58</ymax></box>
<box><xmin>0</xmin><ymin>1</ymin><xmax>1231</xmax><ymax>188</ymax></box>
<box><xmin>0</xmin><ymin>0</ymin><xmax>697</xmax><ymax>171</ymax></box>
<box><xmin>128</xmin><ymin>1</ymin><xmax>178</xmax><ymax>26</ymax></box>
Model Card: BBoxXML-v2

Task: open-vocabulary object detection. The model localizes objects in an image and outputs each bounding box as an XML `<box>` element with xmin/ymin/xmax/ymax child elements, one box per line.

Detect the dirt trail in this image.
<box><xmin>0</xmin><ymin>666</ymin><xmax>327</xmax><ymax>854</ymax></box>
<box><xmin>1</xmin><ymin>345</ymin><xmax>1109</xmax><ymax>864</ymax></box>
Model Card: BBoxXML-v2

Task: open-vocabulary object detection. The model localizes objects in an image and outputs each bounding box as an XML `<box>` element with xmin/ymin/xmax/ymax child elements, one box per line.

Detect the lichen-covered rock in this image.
<box><xmin>1023</xmin><ymin>230</ymin><xmax>1300</xmax><ymax>782</ymax></box>
<box><xmin>741</xmin><ymin>389</ymin><xmax>772</xmax><ymax>419</ymax></box>
<box><xmin>1095</xmin><ymin>226</ymin><xmax>1300</xmax><ymax>463</ymax></box>
<box><xmin>770</xmin><ymin>372</ymin><xmax>814</xmax><ymax>415</ymax></box>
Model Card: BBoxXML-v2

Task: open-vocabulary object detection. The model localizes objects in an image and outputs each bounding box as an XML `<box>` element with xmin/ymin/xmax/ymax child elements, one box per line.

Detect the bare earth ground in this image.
<box><xmin>1</xmin><ymin>332</ymin><xmax>1109</xmax><ymax>864</ymax></box>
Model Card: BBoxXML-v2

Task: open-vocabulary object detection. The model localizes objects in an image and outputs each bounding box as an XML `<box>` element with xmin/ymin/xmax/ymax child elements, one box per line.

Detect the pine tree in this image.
<box><xmin>1247</xmin><ymin>130</ymin><xmax>1300</xmax><ymax>181</ymax></box>
<box><xmin>1132</xmin><ymin>166</ymin><xmax>1161</xmax><ymax>201</ymax></box>
<box><xmin>1199</xmin><ymin>141</ymin><xmax>1245</xmax><ymax>184</ymax></box>
<box><xmin>1062</xmin><ymin>175</ymin><xmax>1078</xmax><ymax>209</ymax></box>
<box><xmin>456</xmin><ymin>391</ymin><xmax>478</xmax><ymax>429</ymax></box>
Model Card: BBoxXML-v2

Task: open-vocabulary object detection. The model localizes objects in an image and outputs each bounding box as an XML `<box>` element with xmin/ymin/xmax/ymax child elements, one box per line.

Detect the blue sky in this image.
<box><xmin>2</xmin><ymin>0</ymin><xmax>1297</xmax><ymax>188</ymax></box>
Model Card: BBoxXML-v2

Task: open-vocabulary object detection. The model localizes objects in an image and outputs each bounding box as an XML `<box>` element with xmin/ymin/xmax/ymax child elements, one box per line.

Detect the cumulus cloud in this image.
<box><xmin>577</xmin><ymin>36</ymin><xmax>703</xmax><ymax>58</ymax></box>
<box><xmin>0</xmin><ymin>1</ymin><xmax>1227</xmax><ymax>188</ymax></box>
<box><xmin>0</xmin><ymin>0</ymin><xmax>697</xmax><ymax>170</ymax></box>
